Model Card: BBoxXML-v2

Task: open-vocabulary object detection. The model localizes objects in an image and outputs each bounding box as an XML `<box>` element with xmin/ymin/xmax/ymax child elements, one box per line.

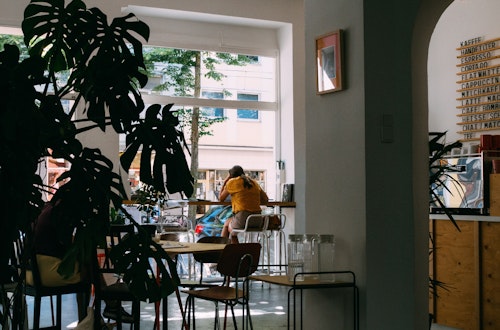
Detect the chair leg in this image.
<box><xmin>132</xmin><ymin>300</ymin><xmax>140</xmax><ymax>329</ymax></box>
<box><xmin>56</xmin><ymin>295</ymin><xmax>62</xmax><ymax>329</ymax></box>
<box><xmin>49</xmin><ymin>295</ymin><xmax>55</xmax><ymax>326</ymax></box>
<box><xmin>245</xmin><ymin>301</ymin><xmax>254</xmax><ymax>330</ymax></box>
<box><xmin>116</xmin><ymin>302</ymin><xmax>122</xmax><ymax>330</ymax></box>
<box><xmin>33</xmin><ymin>296</ymin><xmax>41</xmax><ymax>329</ymax></box>
<box><xmin>183</xmin><ymin>295</ymin><xmax>195</xmax><ymax>330</ymax></box>
<box><xmin>230</xmin><ymin>305</ymin><xmax>237</xmax><ymax>330</ymax></box>
<box><xmin>93</xmin><ymin>297</ymin><xmax>102</xmax><ymax>329</ymax></box>
<box><xmin>213</xmin><ymin>301</ymin><xmax>220</xmax><ymax>330</ymax></box>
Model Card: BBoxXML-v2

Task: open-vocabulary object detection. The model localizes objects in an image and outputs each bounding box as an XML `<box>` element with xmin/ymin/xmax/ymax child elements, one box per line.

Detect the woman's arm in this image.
<box><xmin>219</xmin><ymin>176</ymin><xmax>231</xmax><ymax>202</ymax></box>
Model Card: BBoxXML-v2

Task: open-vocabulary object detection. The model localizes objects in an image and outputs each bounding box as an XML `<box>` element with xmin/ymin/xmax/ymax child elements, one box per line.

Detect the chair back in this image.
<box><xmin>193</xmin><ymin>236</ymin><xmax>230</xmax><ymax>264</ymax></box>
<box><xmin>266</xmin><ymin>213</ymin><xmax>286</xmax><ymax>231</ymax></box>
<box><xmin>104</xmin><ymin>224</ymin><xmax>135</xmax><ymax>269</ymax></box>
<box><xmin>6</xmin><ymin>231</ymin><xmax>25</xmax><ymax>284</ymax></box>
<box><xmin>244</xmin><ymin>214</ymin><xmax>269</xmax><ymax>231</ymax></box>
<box><xmin>216</xmin><ymin>243</ymin><xmax>261</xmax><ymax>278</ymax></box>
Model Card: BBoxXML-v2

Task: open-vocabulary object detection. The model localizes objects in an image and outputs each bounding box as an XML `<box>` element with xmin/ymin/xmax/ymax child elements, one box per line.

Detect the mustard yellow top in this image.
<box><xmin>225</xmin><ymin>177</ymin><xmax>265</xmax><ymax>213</ymax></box>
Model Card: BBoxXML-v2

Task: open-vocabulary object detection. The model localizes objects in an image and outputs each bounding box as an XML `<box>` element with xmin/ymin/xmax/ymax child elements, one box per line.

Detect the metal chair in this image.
<box><xmin>265</xmin><ymin>214</ymin><xmax>287</xmax><ymax>270</ymax></box>
<box><xmin>231</xmin><ymin>214</ymin><xmax>270</xmax><ymax>273</ymax></box>
<box><xmin>182</xmin><ymin>243</ymin><xmax>261</xmax><ymax>330</ymax></box>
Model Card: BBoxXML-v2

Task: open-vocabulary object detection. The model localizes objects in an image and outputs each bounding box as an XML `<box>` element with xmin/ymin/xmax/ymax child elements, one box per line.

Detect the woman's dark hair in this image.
<box><xmin>229</xmin><ymin>165</ymin><xmax>253</xmax><ymax>189</ymax></box>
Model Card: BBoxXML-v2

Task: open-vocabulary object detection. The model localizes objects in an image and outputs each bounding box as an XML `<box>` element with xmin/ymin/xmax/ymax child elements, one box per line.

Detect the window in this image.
<box><xmin>238</xmin><ymin>55</ymin><xmax>259</xmax><ymax>63</ymax></box>
<box><xmin>201</xmin><ymin>91</ymin><xmax>224</xmax><ymax>118</ymax></box>
<box><xmin>126</xmin><ymin>46</ymin><xmax>278</xmax><ymax>200</ymax></box>
<box><xmin>237</xmin><ymin>93</ymin><xmax>259</xmax><ymax>120</ymax></box>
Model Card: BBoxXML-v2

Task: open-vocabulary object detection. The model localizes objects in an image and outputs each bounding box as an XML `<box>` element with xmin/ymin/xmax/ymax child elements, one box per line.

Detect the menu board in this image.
<box><xmin>456</xmin><ymin>36</ymin><xmax>500</xmax><ymax>141</ymax></box>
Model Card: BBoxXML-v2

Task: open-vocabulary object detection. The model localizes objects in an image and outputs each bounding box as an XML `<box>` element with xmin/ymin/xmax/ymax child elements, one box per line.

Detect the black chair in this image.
<box><xmin>182</xmin><ymin>243</ymin><xmax>261</xmax><ymax>330</ymax></box>
<box><xmin>24</xmin><ymin>248</ymin><xmax>91</xmax><ymax>329</ymax></box>
<box><xmin>178</xmin><ymin>236</ymin><xmax>229</xmax><ymax>327</ymax></box>
<box><xmin>103</xmin><ymin>224</ymin><xmax>136</xmax><ymax>269</ymax></box>
<box><xmin>187</xmin><ymin>236</ymin><xmax>230</xmax><ymax>286</ymax></box>
<box><xmin>93</xmin><ymin>224</ymin><xmax>140</xmax><ymax>330</ymax></box>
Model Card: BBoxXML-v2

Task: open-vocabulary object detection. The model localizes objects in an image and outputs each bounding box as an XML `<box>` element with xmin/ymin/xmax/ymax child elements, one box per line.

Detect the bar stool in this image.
<box><xmin>266</xmin><ymin>213</ymin><xmax>287</xmax><ymax>271</ymax></box>
<box><xmin>231</xmin><ymin>214</ymin><xmax>270</xmax><ymax>272</ymax></box>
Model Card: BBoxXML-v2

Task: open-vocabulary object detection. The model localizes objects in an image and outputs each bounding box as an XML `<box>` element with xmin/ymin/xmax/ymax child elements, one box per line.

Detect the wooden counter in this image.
<box><xmin>187</xmin><ymin>200</ymin><xmax>296</xmax><ymax>207</ymax></box>
<box><xmin>429</xmin><ymin>215</ymin><xmax>500</xmax><ymax>329</ymax></box>
<box><xmin>123</xmin><ymin>199</ymin><xmax>296</xmax><ymax>208</ymax></box>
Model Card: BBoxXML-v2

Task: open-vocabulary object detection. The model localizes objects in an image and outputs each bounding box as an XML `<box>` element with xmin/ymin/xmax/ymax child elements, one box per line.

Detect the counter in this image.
<box><xmin>429</xmin><ymin>214</ymin><xmax>500</xmax><ymax>222</ymax></box>
<box><xmin>429</xmin><ymin>215</ymin><xmax>500</xmax><ymax>329</ymax></box>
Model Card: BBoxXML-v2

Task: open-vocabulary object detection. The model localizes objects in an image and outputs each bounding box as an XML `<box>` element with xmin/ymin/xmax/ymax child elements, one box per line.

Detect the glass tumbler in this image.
<box><xmin>318</xmin><ymin>234</ymin><xmax>336</xmax><ymax>282</ymax></box>
<box><xmin>287</xmin><ymin>234</ymin><xmax>305</xmax><ymax>281</ymax></box>
<box><xmin>303</xmin><ymin>234</ymin><xmax>320</xmax><ymax>279</ymax></box>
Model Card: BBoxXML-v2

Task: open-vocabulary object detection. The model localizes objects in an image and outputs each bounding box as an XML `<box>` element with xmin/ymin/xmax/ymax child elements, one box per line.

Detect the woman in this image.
<box><xmin>219</xmin><ymin>165</ymin><xmax>269</xmax><ymax>243</ymax></box>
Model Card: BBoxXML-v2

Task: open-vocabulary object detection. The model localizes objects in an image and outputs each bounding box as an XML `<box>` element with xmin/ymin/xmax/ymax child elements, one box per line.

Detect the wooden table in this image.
<box><xmin>249</xmin><ymin>271</ymin><xmax>359</xmax><ymax>330</ymax></box>
<box><xmin>160</xmin><ymin>241</ymin><xmax>227</xmax><ymax>256</ymax></box>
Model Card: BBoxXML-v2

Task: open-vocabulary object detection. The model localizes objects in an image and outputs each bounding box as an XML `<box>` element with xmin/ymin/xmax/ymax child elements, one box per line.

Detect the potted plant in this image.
<box><xmin>0</xmin><ymin>0</ymin><xmax>193</xmax><ymax>327</ymax></box>
<box><xmin>428</xmin><ymin>131</ymin><xmax>462</xmax><ymax>328</ymax></box>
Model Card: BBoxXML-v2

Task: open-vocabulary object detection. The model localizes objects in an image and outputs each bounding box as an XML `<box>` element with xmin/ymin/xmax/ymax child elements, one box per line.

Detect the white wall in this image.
<box><xmin>303</xmin><ymin>0</ymin><xmax>366</xmax><ymax>328</ymax></box>
<box><xmin>429</xmin><ymin>0</ymin><xmax>500</xmax><ymax>144</ymax></box>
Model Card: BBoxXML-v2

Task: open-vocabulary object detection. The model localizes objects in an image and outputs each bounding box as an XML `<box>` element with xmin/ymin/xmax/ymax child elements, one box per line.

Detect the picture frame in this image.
<box><xmin>316</xmin><ymin>29</ymin><xmax>344</xmax><ymax>94</ymax></box>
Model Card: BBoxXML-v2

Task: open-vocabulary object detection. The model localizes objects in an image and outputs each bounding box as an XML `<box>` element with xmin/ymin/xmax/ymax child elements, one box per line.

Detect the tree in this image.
<box><xmin>142</xmin><ymin>47</ymin><xmax>252</xmax><ymax>214</ymax></box>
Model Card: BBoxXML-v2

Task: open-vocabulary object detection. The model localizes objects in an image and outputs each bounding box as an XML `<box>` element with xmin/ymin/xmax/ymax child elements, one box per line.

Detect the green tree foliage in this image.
<box><xmin>0</xmin><ymin>35</ymin><xmax>28</xmax><ymax>59</ymax></box>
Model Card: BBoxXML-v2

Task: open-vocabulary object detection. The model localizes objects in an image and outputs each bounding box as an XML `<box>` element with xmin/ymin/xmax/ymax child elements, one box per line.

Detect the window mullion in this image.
<box><xmin>141</xmin><ymin>94</ymin><xmax>277</xmax><ymax>111</ymax></box>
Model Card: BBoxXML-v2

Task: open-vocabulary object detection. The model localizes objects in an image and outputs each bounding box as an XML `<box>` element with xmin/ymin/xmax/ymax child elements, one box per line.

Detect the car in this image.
<box><xmin>194</xmin><ymin>205</ymin><xmax>233</xmax><ymax>239</ymax></box>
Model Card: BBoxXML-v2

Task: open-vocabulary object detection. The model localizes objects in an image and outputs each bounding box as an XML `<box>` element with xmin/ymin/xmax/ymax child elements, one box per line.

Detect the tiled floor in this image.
<box><xmin>23</xmin><ymin>283</ymin><xmax>463</xmax><ymax>329</ymax></box>
<box><xmin>26</xmin><ymin>279</ymin><xmax>289</xmax><ymax>329</ymax></box>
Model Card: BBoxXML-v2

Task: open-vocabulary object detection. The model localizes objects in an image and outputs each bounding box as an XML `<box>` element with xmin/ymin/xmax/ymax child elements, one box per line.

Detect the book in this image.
<box><xmin>282</xmin><ymin>184</ymin><xmax>294</xmax><ymax>202</ymax></box>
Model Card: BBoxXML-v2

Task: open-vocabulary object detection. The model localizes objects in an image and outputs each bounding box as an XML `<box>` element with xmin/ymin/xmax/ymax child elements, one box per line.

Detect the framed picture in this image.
<box><xmin>316</xmin><ymin>30</ymin><xmax>344</xmax><ymax>94</ymax></box>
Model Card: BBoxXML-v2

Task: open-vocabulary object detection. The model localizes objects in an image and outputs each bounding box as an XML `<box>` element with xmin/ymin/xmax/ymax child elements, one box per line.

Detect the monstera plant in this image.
<box><xmin>0</xmin><ymin>0</ymin><xmax>193</xmax><ymax>327</ymax></box>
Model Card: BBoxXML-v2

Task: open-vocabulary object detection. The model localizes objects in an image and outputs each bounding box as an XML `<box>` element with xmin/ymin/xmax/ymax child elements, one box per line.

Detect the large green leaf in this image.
<box><xmin>121</xmin><ymin>104</ymin><xmax>194</xmax><ymax>197</ymax></box>
<box><xmin>22</xmin><ymin>0</ymin><xmax>90</xmax><ymax>72</ymax></box>
<box><xmin>108</xmin><ymin>228</ymin><xmax>180</xmax><ymax>301</ymax></box>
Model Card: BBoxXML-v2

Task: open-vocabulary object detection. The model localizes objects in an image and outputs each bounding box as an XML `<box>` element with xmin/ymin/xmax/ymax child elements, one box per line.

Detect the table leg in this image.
<box><xmin>300</xmin><ymin>289</ymin><xmax>303</xmax><ymax>330</ymax></box>
<box><xmin>287</xmin><ymin>288</ymin><xmax>292</xmax><ymax>329</ymax></box>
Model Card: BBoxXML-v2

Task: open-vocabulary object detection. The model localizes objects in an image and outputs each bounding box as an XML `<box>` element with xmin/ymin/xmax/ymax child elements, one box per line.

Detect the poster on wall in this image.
<box><xmin>316</xmin><ymin>30</ymin><xmax>344</xmax><ymax>94</ymax></box>
<box><xmin>456</xmin><ymin>36</ymin><xmax>500</xmax><ymax>142</ymax></box>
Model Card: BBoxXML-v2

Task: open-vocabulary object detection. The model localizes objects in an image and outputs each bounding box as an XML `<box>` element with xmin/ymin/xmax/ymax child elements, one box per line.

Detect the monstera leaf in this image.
<box><xmin>121</xmin><ymin>104</ymin><xmax>194</xmax><ymax>197</ymax></box>
<box><xmin>108</xmin><ymin>230</ymin><xmax>180</xmax><ymax>301</ymax></box>
<box><xmin>23</xmin><ymin>0</ymin><xmax>150</xmax><ymax>132</ymax></box>
<box><xmin>22</xmin><ymin>0</ymin><xmax>89</xmax><ymax>71</ymax></box>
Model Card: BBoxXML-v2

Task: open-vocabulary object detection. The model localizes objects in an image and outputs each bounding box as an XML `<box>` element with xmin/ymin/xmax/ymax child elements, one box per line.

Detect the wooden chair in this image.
<box><xmin>93</xmin><ymin>224</ymin><xmax>140</xmax><ymax>330</ymax></box>
<box><xmin>179</xmin><ymin>236</ymin><xmax>229</xmax><ymax>327</ymax></box>
<box><xmin>182</xmin><ymin>243</ymin><xmax>261</xmax><ymax>330</ymax></box>
<box><xmin>190</xmin><ymin>236</ymin><xmax>230</xmax><ymax>285</ymax></box>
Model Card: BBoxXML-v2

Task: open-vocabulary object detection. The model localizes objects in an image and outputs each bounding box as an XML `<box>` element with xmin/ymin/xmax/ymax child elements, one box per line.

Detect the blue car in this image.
<box><xmin>194</xmin><ymin>205</ymin><xmax>233</xmax><ymax>239</ymax></box>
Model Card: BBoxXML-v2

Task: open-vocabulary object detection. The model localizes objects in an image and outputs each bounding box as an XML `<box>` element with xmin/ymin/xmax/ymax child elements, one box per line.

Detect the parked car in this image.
<box><xmin>194</xmin><ymin>205</ymin><xmax>233</xmax><ymax>239</ymax></box>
